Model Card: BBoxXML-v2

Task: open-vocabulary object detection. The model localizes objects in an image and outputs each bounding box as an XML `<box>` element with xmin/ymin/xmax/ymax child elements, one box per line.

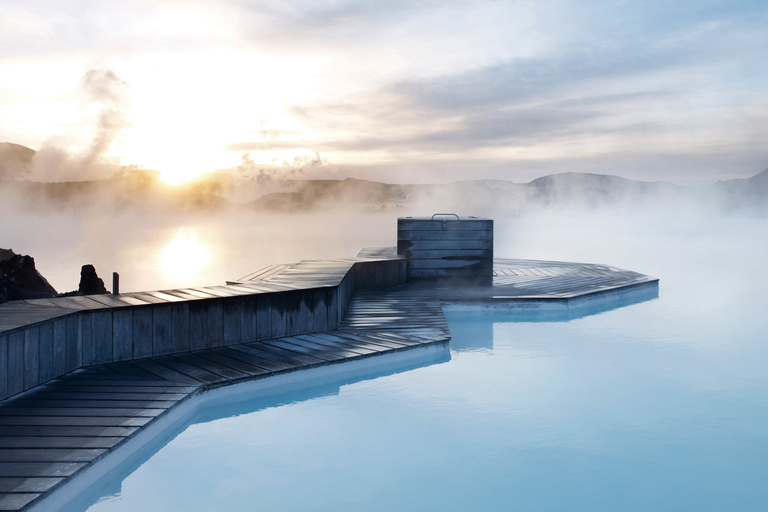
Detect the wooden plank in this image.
<box><xmin>143</xmin><ymin>291</ymin><xmax>186</xmax><ymax>303</ymax></box>
<box><xmin>151</xmin><ymin>304</ymin><xmax>173</xmax><ymax>356</ymax></box>
<box><xmin>0</xmin><ymin>333</ymin><xmax>7</xmax><ymax>400</ymax></box>
<box><xmin>340</xmin><ymin>331</ymin><xmax>421</xmax><ymax>347</ymax></box>
<box><xmin>397</xmin><ymin>218</ymin><xmax>492</xmax><ymax>230</ymax></box>
<box><xmin>151</xmin><ymin>355</ymin><xmax>223</xmax><ymax>385</ymax></box>
<box><xmin>126</xmin><ymin>292</ymin><xmax>169</xmax><ymax>305</ymax></box>
<box><xmin>0</xmin><ymin>492</ymin><xmax>40</xmax><ymax>509</ymax></box>
<box><xmin>84</xmin><ymin>294</ymin><xmax>133</xmax><ymax>308</ymax></box>
<box><xmin>397</xmin><ymin>230</ymin><xmax>492</xmax><ymax>241</ymax></box>
<box><xmin>322</xmin><ymin>332</ymin><xmax>408</xmax><ymax>350</ymax></box>
<box><xmin>407</xmin><ymin>259</ymin><xmax>493</xmax><ymax>269</ymax></box>
<box><xmin>52</xmin><ymin>296</ymin><xmax>107</xmax><ymax>310</ymax></box>
<box><xmin>223</xmin><ymin>299</ymin><xmax>241</xmax><ymax>344</ymax></box>
<box><xmin>397</xmin><ymin>239</ymin><xmax>491</xmax><ymax>251</ymax></box>
<box><xmin>243</xmin><ymin>342</ymin><xmax>325</xmax><ymax>366</ymax></box>
<box><xmin>299</xmin><ymin>290</ymin><xmax>314</xmax><ymax>335</ymax></box>
<box><xmin>284</xmin><ymin>292</ymin><xmax>301</xmax><ymax>336</ymax></box>
<box><xmin>296</xmin><ymin>334</ymin><xmax>383</xmax><ymax>355</ymax></box>
<box><xmin>327</xmin><ymin>286</ymin><xmax>339</xmax><ymax>329</ymax></box>
<box><xmin>312</xmin><ymin>289</ymin><xmax>328</xmax><ymax>332</ymax></box>
<box><xmin>216</xmin><ymin>346</ymin><xmax>289</xmax><ymax>373</ymax></box>
<box><xmin>130</xmin><ymin>307</ymin><xmax>153</xmax><ymax>360</ymax></box>
<box><xmin>90</xmin><ymin>311</ymin><xmax>112</xmax><ymax>366</ymax></box>
<box><xmin>9</xmin><ymin>399</ymin><xmax>177</xmax><ymax>410</ymax></box>
<box><xmin>7</xmin><ymin>332</ymin><xmax>24</xmax><ymax>397</ymax></box>
<box><xmin>36</xmin><ymin>322</ymin><xmax>52</xmax><ymax>387</ymax></box>
<box><xmin>194</xmin><ymin>349</ymin><xmax>271</xmax><ymax>377</ymax></box>
<box><xmin>225</xmin><ymin>344</ymin><xmax>298</xmax><ymax>371</ymax></box>
<box><xmin>172</xmin><ymin>288</ymin><xmax>219</xmax><ymax>299</ymax></box>
<box><xmin>64</xmin><ymin>315</ymin><xmax>81</xmax><ymax>373</ymax></box>
<box><xmin>0</xmin><ymin>477</ymin><xmax>64</xmax><ymax>493</ymax></box>
<box><xmin>272</xmin><ymin>338</ymin><xmax>356</xmax><ymax>360</ymax></box>
<box><xmin>39</xmin><ymin>383</ymin><xmax>195</xmax><ymax>394</ymax></box>
<box><xmin>239</xmin><ymin>296</ymin><xmax>258</xmax><ymax>343</ymax></box>
<box><xmin>0</xmin><ymin>436</ymin><xmax>125</xmax><ymax>448</ymax></box>
<box><xmin>404</xmin><ymin>249</ymin><xmax>494</xmax><ymax>259</ymax></box>
<box><xmin>51</xmin><ymin>318</ymin><xmax>66</xmax><ymax>380</ymax></box>
<box><xmin>110</xmin><ymin>295</ymin><xmax>152</xmax><ymax>306</ymax></box>
<box><xmin>172</xmin><ymin>352</ymin><xmax>249</xmax><ymax>381</ymax></box>
<box><xmin>171</xmin><ymin>303</ymin><xmax>190</xmax><ymax>354</ymax></box>
<box><xmin>128</xmin><ymin>359</ymin><xmax>202</xmax><ymax>385</ymax></box>
<box><xmin>23</xmin><ymin>327</ymin><xmax>40</xmax><ymax>390</ymax></box>
<box><xmin>255</xmin><ymin>297</ymin><xmax>271</xmax><ymax>341</ymax></box>
<box><xmin>112</xmin><ymin>309</ymin><xmax>133</xmax><ymax>362</ymax></box>
<box><xmin>0</xmin><ymin>426</ymin><xmax>137</xmax><ymax>437</ymax></box>
<box><xmin>0</xmin><ymin>448</ymin><xmax>106</xmax><ymax>463</ymax></box>
<box><xmin>188</xmin><ymin>301</ymin><xmax>207</xmax><ymax>351</ymax></box>
<box><xmin>30</xmin><ymin>391</ymin><xmax>186</xmax><ymax>402</ymax></box>
<box><xmin>0</xmin><ymin>407</ymin><xmax>164</xmax><ymax>418</ymax></box>
<box><xmin>0</xmin><ymin>462</ymin><xmax>85</xmax><ymax>477</ymax></box>
<box><xmin>0</xmin><ymin>417</ymin><xmax>149</xmax><ymax>427</ymax></box>
<box><xmin>205</xmin><ymin>301</ymin><xmax>224</xmax><ymax>348</ymax></box>
<box><xmin>270</xmin><ymin>295</ymin><xmax>287</xmax><ymax>339</ymax></box>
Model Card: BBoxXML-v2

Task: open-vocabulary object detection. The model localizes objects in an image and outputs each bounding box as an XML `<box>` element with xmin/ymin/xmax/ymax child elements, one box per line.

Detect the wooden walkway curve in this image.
<box><xmin>0</xmin><ymin>252</ymin><xmax>656</xmax><ymax>511</ymax></box>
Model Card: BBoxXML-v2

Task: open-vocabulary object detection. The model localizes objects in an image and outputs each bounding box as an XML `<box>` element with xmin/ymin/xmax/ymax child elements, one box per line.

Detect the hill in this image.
<box><xmin>0</xmin><ymin>142</ymin><xmax>35</xmax><ymax>179</ymax></box>
<box><xmin>0</xmin><ymin>141</ymin><xmax>765</xmax><ymax>213</ymax></box>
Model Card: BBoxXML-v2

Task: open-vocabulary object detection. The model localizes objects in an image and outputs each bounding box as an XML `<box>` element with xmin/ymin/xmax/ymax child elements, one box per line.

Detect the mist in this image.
<box><xmin>29</xmin><ymin>68</ymin><xmax>130</xmax><ymax>183</ymax></box>
<box><xmin>2</xmin><ymin>163</ymin><xmax>766</xmax><ymax>296</ymax></box>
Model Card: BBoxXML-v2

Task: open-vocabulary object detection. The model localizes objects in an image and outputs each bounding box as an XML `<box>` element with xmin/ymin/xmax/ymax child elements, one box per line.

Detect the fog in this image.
<box><xmin>1</xmin><ymin>172</ymin><xmax>766</xmax><ymax>295</ymax></box>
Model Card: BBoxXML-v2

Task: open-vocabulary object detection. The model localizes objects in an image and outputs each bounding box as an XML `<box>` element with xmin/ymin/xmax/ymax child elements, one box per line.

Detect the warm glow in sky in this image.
<box><xmin>1</xmin><ymin>0</ymin><xmax>767</xmax><ymax>185</ymax></box>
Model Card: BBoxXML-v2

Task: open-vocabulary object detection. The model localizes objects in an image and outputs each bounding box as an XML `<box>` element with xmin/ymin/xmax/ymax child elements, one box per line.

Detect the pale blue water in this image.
<box><xmin>69</xmin><ymin>214</ymin><xmax>768</xmax><ymax>512</ymax></box>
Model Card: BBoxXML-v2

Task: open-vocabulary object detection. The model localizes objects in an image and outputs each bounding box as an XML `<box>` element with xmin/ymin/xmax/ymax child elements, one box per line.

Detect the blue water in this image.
<box><xmin>72</xmin><ymin>215</ymin><xmax>768</xmax><ymax>512</ymax></box>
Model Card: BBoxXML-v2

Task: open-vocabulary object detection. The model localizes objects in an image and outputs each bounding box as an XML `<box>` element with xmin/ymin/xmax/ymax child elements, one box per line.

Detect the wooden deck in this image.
<box><xmin>0</xmin><ymin>251</ymin><xmax>656</xmax><ymax>511</ymax></box>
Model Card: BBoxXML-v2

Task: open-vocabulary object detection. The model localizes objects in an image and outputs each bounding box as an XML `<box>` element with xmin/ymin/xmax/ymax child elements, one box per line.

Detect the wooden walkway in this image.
<box><xmin>0</xmin><ymin>323</ymin><xmax>448</xmax><ymax>510</ymax></box>
<box><xmin>0</xmin><ymin>251</ymin><xmax>656</xmax><ymax>511</ymax></box>
<box><xmin>344</xmin><ymin>252</ymin><xmax>658</xmax><ymax>303</ymax></box>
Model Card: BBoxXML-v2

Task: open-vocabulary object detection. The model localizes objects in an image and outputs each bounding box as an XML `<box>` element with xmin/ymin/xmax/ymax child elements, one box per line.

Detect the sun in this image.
<box><xmin>158</xmin><ymin>165</ymin><xmax>205</xmax><ymax>185</ymax></box>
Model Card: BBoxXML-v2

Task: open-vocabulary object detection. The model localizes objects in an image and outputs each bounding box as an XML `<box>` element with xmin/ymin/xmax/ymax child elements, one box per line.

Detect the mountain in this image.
<box><xmin>0</xmin><ymin>167</ymin><xmax>229</xmax><ymax>212</ymax></box>
<box><xmin>0</xmin><ymin>139</ymin><xmax>765</xmax><ymax>212</ymax></box>
<box><xmin>250</xmin><ymin>178</ymin><xmax>416</xmax><ymax>211</ymax></box>
<box><xmin>245</xmin><ymin>173</ymin><xmax>687</xmax><ymax>212</ymax></box>
<box><xmin>0</xmin><ymin>142</ymin><xmax>35</xmax><ymax>180</ymax></box>
<box><xmin>527</xmin><ymin>172</ymin><xmax>683</xmax><ymax>207</ymax></box>
<box><xmin>711</xmin><ymin>169</ymin><xmax>768</xmax><ymax>209</ymax></box>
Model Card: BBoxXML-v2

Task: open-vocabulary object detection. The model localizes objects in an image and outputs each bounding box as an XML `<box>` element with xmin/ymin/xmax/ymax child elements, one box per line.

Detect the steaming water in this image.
<box><xmin>1</xmin><ymin>211</ymin><xmax>398</xmax><ymax>293</ymax></box>
<box><xmin>46</xmin><ymin>211</ymin><xmax>768</xmax><ymax>512</ymax></box>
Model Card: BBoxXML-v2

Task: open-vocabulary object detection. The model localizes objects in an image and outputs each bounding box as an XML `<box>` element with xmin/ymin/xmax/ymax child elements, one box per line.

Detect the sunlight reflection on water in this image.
<box><xmin>159</xmin><ymin>228</ymin><xmax>211</xmax><ymax>284</ymax></box>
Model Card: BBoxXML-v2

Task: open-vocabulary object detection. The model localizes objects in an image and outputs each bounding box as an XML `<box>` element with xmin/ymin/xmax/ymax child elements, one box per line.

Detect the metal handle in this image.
<box><xmin>431</xmin><ymin>213</ymin><xmax>459</xmax><ymax>231</ymax></box>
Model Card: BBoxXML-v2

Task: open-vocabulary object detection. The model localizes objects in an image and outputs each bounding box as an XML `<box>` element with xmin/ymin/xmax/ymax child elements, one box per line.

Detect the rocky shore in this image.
<box><xmin>0</xmin><ymin>248</ymin><xmax>108</xmax><ymax>304</ymax></box>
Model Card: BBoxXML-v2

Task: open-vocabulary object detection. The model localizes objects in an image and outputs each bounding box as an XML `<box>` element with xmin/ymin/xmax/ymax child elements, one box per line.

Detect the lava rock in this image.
<box><xmin>0</xmin><ymin>250</ymin><xmax>58</xmax><ymax>303</ymax></box>
<box><xmin>78</xmin><ymin>264</ymin><xmax>108</xmax><ymax>295</ymax></box>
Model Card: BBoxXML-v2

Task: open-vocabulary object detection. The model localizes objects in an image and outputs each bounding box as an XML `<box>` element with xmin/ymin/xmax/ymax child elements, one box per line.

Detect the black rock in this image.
<box><xmin>0</xmin><ymin>251</ymin><xmax>58</xmax><ymax>303</ymax></box>
<box><xmin>78</xmin><ymin>264</ymin><xmax>108</xmax><ymax>295</ymax></box>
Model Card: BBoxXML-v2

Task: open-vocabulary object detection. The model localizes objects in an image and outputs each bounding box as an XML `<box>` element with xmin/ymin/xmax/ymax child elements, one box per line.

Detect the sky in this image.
<box><xmin>1</xmin><ymin>0</ymin><xmax>767</xmax><ymax>185</ymax></box>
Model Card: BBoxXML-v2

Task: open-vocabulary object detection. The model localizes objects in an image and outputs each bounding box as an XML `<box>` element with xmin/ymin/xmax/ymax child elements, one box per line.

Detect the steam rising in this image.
<box><xmin>31</xmin><ymin>69</ymin><xmax>130</xmax><ymax>182</ymax></box>
<box><xmin>230</xmin><ymin>151</ymin><xmax>329</xmax><ymax>203</ymax></box>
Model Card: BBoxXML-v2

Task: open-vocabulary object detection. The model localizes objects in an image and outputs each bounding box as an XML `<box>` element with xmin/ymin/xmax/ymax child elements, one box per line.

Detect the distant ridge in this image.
<box><xmin>0</xmin><ymin>141</ymin><xmax>765</xmax><ymax>212</ymax></box>
<box><xmin>0</xmin><ymin>142</ymin><xmax>35</xmax><ymax>180</ymax></box>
